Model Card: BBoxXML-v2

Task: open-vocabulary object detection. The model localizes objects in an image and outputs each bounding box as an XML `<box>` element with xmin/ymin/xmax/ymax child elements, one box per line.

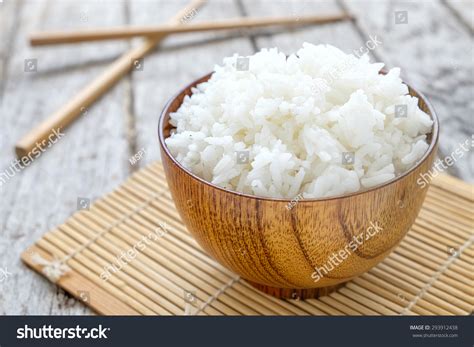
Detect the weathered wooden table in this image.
<box><xmin>0</xmin><ymin>0</ymin><xmax>472</xmax><ymax>315</ymax></box>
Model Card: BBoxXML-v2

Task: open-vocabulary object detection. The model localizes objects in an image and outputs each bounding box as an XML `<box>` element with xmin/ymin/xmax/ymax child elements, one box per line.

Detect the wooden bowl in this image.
<box><xmin>158</xmin><ymin>72</ymin><xmax>439</xmax><ymax>299</ymax></box>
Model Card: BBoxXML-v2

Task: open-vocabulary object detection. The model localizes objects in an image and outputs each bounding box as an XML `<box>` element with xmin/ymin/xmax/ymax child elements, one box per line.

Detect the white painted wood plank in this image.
<box><xmin>240</xmin><ymin>0</ymin><xmax>369</xmax><ymax>58</ymax></box>
<box><xmin>445</xmin><ymin>0</ymin><xmax>474</xmax><ymax>30</ymax></box>
<box><xmin>342</xmin><ymin>0</ymin><xmax>473</xmax><ymax>182</ymax></box>
<box><xmin>0</xmin><ymin>0</ymin><xmax>131</xmax><ymax>314</ymax></box>
<box><xmin>0</xmin><ymin>0</ymin><xmax>21</xmax><ymax>101</ymax></box>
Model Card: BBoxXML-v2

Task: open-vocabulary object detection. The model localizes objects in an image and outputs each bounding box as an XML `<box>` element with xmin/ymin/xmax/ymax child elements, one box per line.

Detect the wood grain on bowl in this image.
<box><xmin>158</xmin><ymin>73</ymin><xmax>439</xmax><ymax>299</ymax></box>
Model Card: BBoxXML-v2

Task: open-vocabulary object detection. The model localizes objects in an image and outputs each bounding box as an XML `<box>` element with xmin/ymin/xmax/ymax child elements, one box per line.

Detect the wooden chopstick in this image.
<box><xmin>15</xmin><ymin>0</ymin><xmax>207</xmax><ymax>159</ymax></box>
<box><xmin>30</xmin><ymin>13</ymin><xmax>352</xmax><ymax>46</ymax></box>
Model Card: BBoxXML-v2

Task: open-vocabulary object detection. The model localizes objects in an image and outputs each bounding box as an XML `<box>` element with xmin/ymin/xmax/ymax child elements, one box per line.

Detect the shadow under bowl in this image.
<box><xmin>158</xmin><ymin>72</ymin><xmax>439</xmax><ymax>299</ymax></box>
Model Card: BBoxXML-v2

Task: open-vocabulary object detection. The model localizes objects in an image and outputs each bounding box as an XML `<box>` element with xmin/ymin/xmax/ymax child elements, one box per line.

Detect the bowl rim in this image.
<box><xmin>158</xmin><ymin>71</ymin><xmax>439</xmax><ymax>203</ymax></box>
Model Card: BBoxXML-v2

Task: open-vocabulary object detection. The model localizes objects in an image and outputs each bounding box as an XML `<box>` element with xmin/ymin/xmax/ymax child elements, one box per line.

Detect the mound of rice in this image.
<box><xmin>165</xmin><ymin>43</ymin><xmax>433</xmax><ymax>199</ymax></box>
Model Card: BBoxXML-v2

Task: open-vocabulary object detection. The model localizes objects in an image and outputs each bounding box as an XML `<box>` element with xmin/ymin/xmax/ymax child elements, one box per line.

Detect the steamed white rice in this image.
<box><xmin>165</xmin><ymin>43</ymin><xmax>433</xmax><ymax>199</ymax></box>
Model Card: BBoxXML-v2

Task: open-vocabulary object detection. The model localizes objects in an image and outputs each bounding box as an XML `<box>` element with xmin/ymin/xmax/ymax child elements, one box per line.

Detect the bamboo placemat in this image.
<box><xmin>21</xmin><ymin>162</ymin><xmax>473</xmax><ymax>316</ymax></box>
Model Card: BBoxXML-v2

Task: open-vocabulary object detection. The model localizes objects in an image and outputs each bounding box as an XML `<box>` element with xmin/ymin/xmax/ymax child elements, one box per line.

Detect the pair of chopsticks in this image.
<box><xmin>16</xmin><ymin>1</ymin><xmax>352</xmax><ymax>159</ymax></box>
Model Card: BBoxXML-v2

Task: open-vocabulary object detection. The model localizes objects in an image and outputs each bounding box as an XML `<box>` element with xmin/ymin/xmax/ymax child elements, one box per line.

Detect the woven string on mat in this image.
<box><xmin>400</xmin><ymin>234</ymin><xmax>474</xmax><ymax>315</ymax></box>
<box><xmin>31</xmin><ymin>188</ymin><xmax>168</xmax><ymax>282</ymax></box>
